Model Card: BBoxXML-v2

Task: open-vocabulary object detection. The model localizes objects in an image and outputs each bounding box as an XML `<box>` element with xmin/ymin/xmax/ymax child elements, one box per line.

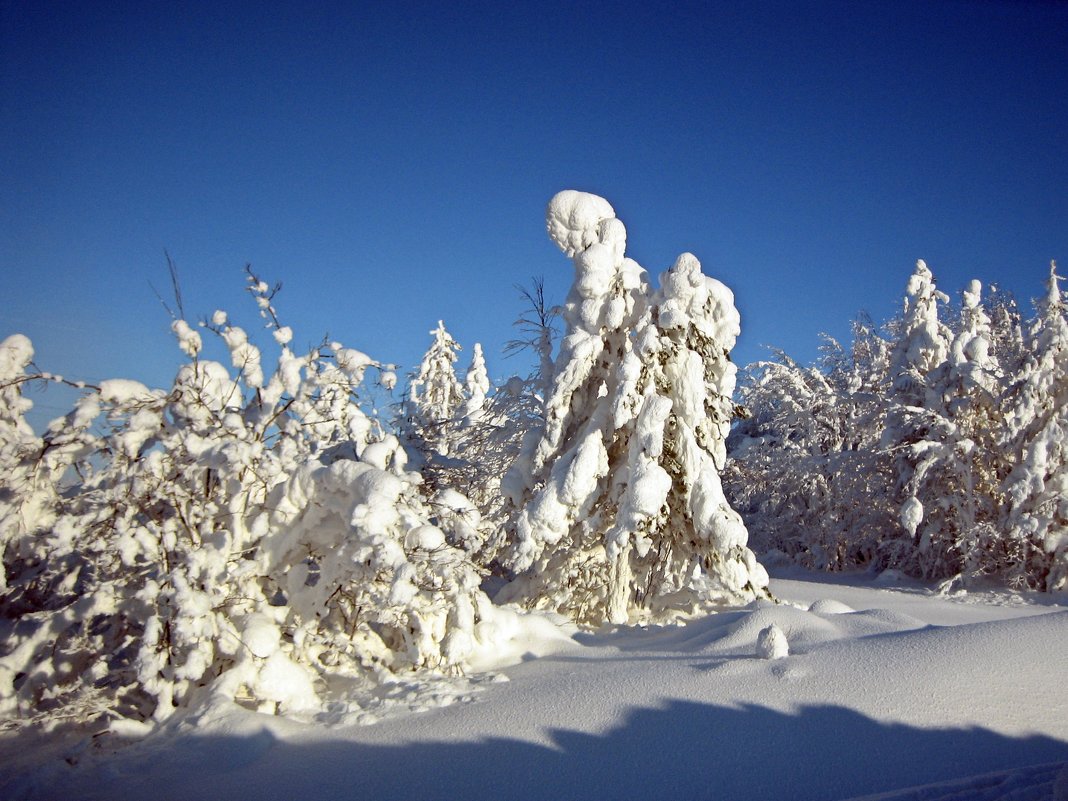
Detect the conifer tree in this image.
<box><xmin>881</xmin><ymin>260</ymin><xmax>957</xmax><ymax>576</ymax></box>
<box><xmin>463</xmin><ymin>343</ymin><xmax>490</xmax><ymax>423</ymax></box>
<box><xmin>408</xmin><ymin>321</ymin><xmax>466</xmax><ymax>444</ymax></box>
<box><xmin>502</xmin><ymin>191</ymin><xmax>768</xmax><ymax>624</ymax></box>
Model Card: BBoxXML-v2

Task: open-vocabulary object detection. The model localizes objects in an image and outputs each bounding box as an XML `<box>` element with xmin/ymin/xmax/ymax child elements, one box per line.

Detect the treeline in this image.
<box><xmin>725</xmin><ymin>260</ymin><xmax>1067</xmax><ymax>592</ymax></box>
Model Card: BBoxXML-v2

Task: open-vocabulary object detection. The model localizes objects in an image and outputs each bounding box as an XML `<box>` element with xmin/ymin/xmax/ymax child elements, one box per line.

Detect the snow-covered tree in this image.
<box><xmin>880</xmin><ymin>266</ymin><xmax>1020</xmax><ymax>582</ymax></box>
<box><xmin>1002</xmin><ymin>262</ymin><xmax>1068</xmax><ymax>590</ymax></box>
<box><xmin>501</xmin><ymin>190</ymin><xmax>769</xmax><ymax>624</ymax></box>
<box><xmin>0</xmin><ymin>334</ymin><xmax>48</xmax><ymax>592</ymax></box>
<box><xmin>462</xmin><ymin>343</ymin><xmax>490</xmax><ymax>423</ymax></box>
<box><xmin>407</xmin><ymin>321</ymin><xmax>465</xmax><ymax>447</ymax></box>
<box><xmin>888</xmin><ymin>260</ymin><xmax>952</xmax><ymax>386</ymax></box>
<box><xmin>879</xmin><ymin>261</ymin><xmax>961</xmax><ymax>577</ymax></box>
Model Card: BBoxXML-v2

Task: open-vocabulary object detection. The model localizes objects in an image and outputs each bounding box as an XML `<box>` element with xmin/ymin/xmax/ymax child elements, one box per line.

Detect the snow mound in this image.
<box><xmin>756</xmin><ymin>624</ymin><xmax>789</xmax><ymax>659</ymax></box>
<box><xmin>711</xmin><ymin>602</ymin><xmax>927</xmax><ymax>656</ymax></box>
<box><xmin>808</xmin><ymin>598</ymin><xmax>855</xmax><ymax>614</ymax></box>
<box><xmin>465</xmin><ymin>604</ymin><xmax>578</xmax><ymax>673</ymax></box>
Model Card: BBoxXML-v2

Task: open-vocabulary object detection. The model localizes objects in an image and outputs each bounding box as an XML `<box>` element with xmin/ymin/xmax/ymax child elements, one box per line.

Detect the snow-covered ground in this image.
<box><xmin>3</xmin><ymin>570</ymin><xmax>1067</xmax><ymax>801</ymax></box>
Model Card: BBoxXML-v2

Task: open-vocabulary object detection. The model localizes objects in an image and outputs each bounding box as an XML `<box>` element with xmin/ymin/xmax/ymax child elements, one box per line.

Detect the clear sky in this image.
<box><xmin>3</xmin><ymin>1</ymin><xmax>1065</xmax><ymax>428</ymax></box>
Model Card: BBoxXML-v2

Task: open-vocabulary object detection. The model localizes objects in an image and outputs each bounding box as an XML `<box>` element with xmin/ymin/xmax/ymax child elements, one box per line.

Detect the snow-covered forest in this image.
<box><xmin>726</xmin><ymin>259</ymin><xmax>1068</xmax><ymax>592</ymax></box>
<box><xmin>2</xmin><ymin>192</ymin><xmax>1066</xmax><ymax>800</ymax></box>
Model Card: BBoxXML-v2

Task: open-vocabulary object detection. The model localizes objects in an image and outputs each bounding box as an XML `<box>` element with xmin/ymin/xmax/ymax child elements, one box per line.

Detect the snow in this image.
<box><xmin>97</xmin><ymin>378</ymin><xmax>157</xmax><ymax>405</ymax></box>
<box><xmin>545</xmin><ymin>190</ymin><xmax>617</xmax><ymax>258</ymax></box>
<box><xmin>0</xmin><ymin>334</ymin><xmax>34</xmax><ymax>380</ymax></box>
<box><xmin>756</xmin><ymin>622</ymin><xmax>789</xmax><ymax>659</ymax></box>
<box><xmin>3</xmin><ymin>570</ymin><xmax>1065</xmax><ymax>801</ymax></box>
<box><xmin>4</xmin><ymin>197</ymin><xmax>1066</xmax><ymax>801</ymax></box>
<box><xmin>170</xmin><ymin>319</ymin><xmax>202</xmax><ymax>357</ymax></box>
<box><xmin>901</xmin><ymin>495</ymin><xmax>924</xmax><ymax>539</ymax></box>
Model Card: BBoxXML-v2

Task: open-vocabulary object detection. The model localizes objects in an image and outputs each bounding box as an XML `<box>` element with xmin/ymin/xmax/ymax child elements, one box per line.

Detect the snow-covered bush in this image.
<box><xmin>726</xmin><ymin>326</ymin><xmax>898</xmax><ymax>572</ymax></box>
<box><xmin>0</xmin><ymin>272</ymin><xmax>492</xmax><ymax>728</ymax></box>
<box><xmin>398</xmin><ymin>324</ymin><xmax>503</xmax><ymax>565</ymax></box>
<box><xmin>501</xmin><ymin>190</ymin><xmax>769</xmax><ymax>624</ymax></box>
<box><xmin>399</xmin><ymin>283</ymin><xmax>565</xmax><ymax>572</ymax></box>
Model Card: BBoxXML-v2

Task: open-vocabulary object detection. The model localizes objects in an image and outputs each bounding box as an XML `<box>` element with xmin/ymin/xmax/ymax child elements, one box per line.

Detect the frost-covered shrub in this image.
<box><xmin>502</xmin><ymin>191</ymin><xmax>769</xmax><ymax>624</ymax></box>
<box><xmin>726</xmin><ymin>327</ymin><xmax>899</xmax><ymax>572</ymax></box>
<box><xmin>398</xmin><ymin>323</ymin><xmax>506</xmax><ymax>565</ymax></box>
<box><xmin>426</xmin><ymin>371</ymin><xmax>549</xmax><ymax>569</ymax></box>
<box><xmin>437</xmin><ymin>282</ymin><xmax>562</xmax><ymax>568</ymax></box>
<box><xmin>0</xmin><ymin>272</ymin><xmax>491</xmax><ymax>728</ymax></box>
<box><xmin>255</xmin><ymin>441</ymin><xmax>488</xmax><ymax>683</ymax></box>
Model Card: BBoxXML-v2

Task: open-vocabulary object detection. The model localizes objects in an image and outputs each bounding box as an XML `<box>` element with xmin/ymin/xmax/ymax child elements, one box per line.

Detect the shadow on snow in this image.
<box><xmin>13</xmin><ymin>700</ymin><xmax>1068</xmax><ymax>801</ymax></box>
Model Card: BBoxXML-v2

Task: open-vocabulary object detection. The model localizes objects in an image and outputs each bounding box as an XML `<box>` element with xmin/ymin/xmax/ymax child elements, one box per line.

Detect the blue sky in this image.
<box><xmin>3</xmin><ymin>1</ymin><xmax>1065</xmax><ymax>428</ymax></box>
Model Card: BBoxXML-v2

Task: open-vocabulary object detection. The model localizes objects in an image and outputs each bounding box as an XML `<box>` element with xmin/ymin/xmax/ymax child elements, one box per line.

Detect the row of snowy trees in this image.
<box><xmin>1</xmin><ymin>192</ymin><xmax>767</xmax><ymax>730</ymax></box>
<box><xmin>725</xmin><ymin>260</ymin><xmax>1067</xmax><ymax>592</ymax></box>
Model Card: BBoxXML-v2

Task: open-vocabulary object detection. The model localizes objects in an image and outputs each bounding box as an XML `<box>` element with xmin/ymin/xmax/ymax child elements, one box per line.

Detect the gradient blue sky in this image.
<box><xmin>3</xmin><ymin>1</ymin><xmax>1065</xmax><ymax>427</ymax></box>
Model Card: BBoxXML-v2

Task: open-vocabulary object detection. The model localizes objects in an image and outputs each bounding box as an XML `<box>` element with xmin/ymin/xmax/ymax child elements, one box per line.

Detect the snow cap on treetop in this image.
<box><xmin>0</xmin><ymin>333</ymin><xmax>34</xmax><ymax>381</ymax></box>
<box><xmin>546</xmin><ymin>190</ymin><xmax>621</xmax><ymax>257</ymax></box>
<box><xmin>658</xmin><ymin>253</ymin><xmax>742</xmax><ymax>349</ymax></box>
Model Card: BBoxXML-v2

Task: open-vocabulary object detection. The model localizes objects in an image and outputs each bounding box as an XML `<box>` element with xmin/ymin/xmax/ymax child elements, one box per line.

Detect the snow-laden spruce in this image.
<box><xmin>407</xmin><ymin>320</ymin><xmax>466</xmax><ymax>450</ymax></box>
<box><xmin>501</xmin><ymin>190</ymin><xmax>769</xmax><ymax>624</ymax></box>
<box><xmin>462</xmin><ymin>342</ymin><xmax>490</xmax><ymax>423</ymax></box>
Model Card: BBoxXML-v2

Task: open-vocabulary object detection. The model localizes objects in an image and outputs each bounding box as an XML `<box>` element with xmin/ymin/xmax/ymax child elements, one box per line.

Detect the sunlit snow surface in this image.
<box><xmin>3</xmin><ymin>571</ymin><xmax>1066</xmax><ymax>801</ymax></box>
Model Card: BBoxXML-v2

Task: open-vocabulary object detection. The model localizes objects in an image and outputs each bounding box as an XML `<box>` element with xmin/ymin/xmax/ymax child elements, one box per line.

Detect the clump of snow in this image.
<box><xmin>0</xmin><ymin>334</ymin><xmax>36</xmax><ymax>432</ymax></box>
<box><xmin>254</xmin><ymin>652</ymin><xmax>319</xmax><ymax>713</ymax></box>
<box><xmin>241</xmin><ymin>613</ymin><xmax>282</xmax><ymax>659</ymax></box>
<box><xmin>171</xmin><ymin>319</ymin><xmax>202</xmax><ymax>357</ymax></box>
<box><xmin>0</xmin><ymin>333</ymin><xmax>34</xmax><ymax>380</ymax></box>
<box><xmin>546</xmin><ymin>189</ymin><xmax>617</xmax><ymax>258</ymax></box>
<box><xmin>405</xmin><ymin>524</ymin><xmax>446</xmax><ymax>552</ymax></box>
<box><xmin>899</xmin><ymin>496</ymin><xmax>923</xmax><ymax>539</ymax></box>
<box><xmin>464</xmin><ymin>603</ymin><xmax>578</xmax><ymax>673</ymax></box>
<box><xmin>756</xmin><ymin>623</ymin><xmax>789</xmax><ymax>659</ymax></box>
